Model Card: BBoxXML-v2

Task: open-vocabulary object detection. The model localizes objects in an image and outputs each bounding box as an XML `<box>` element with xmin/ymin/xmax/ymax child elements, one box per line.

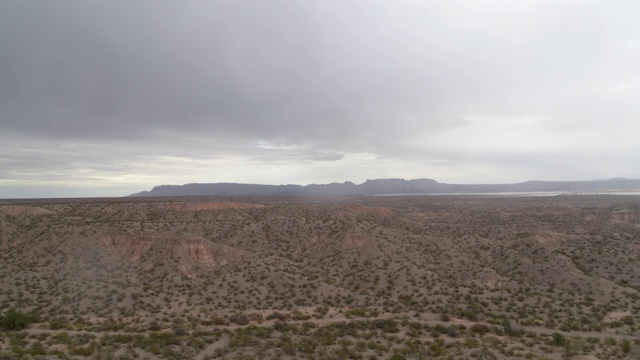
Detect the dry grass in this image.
<box><xmin>0</xmin><ymin>195</ymin><xmax>639</xmax><ymax>358</ymax></box>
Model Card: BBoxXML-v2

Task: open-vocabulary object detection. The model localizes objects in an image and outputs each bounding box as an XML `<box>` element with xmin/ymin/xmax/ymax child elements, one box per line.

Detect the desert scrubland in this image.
<box><xmin>0</xmin><ymin>195</ymin><xmax>639</xmax><ymax>359</ymax></box>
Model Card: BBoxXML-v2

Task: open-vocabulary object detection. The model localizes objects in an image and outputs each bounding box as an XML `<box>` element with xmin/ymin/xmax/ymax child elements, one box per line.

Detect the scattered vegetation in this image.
<box><xmin>0</xmin><ymin>309</ymin><xmax>31</xmax><ymax>330</ymax></box>
<box><xmin>0</xmin><ymin>195</ymin><xmax>639</xmax><ymax>358</ymax></box>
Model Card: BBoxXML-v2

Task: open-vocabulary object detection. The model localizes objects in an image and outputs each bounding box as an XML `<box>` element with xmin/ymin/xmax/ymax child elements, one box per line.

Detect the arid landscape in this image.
<box><xmin>1</xmin><ymin>194</ymin><xmax>639</xmax><ymax>359</ymax></box>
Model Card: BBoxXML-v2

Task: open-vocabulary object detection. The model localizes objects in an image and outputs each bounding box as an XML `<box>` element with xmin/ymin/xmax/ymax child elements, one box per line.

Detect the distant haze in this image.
<box><xmin>1</xmin><ymin>1</ymin><xmax>639</xmax><ymax>198</ymax></box>
<box><xmin>128</xmin><ymin>178</ymin><xmax>640</xmax><ymax>198</ymax></box>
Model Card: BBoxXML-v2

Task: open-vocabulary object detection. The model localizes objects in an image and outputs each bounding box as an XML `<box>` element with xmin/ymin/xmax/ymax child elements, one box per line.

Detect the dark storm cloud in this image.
<box><xmin>0</xmin><ymin>2</ymin><xmax>603</xmax><ymax>136</ymax></box>
<box><xmin>0</xmin><ymin>1</ymin><xmax>474</xmax><ymax>147</ymax></box>
<box><xmin>1</xmin><ymin>0</ymin><xmax>640</xmax><ymax>197</ymax></box>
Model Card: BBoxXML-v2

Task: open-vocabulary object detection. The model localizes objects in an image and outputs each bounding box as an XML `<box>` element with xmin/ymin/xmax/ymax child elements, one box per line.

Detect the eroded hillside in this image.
<box><xmin>0</xmin><ymin>196</ymin><xmax>639</xmax><ymax>359</ymax></box>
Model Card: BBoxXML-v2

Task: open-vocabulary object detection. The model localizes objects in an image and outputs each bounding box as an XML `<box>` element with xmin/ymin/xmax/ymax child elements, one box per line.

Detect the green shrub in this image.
<box><xmin>0</xmin><ymin>309</ymin><xmax>30</xmax><ymax>330</ymax></box>
<box><xmin>470</xmin><ymin>324</ymin><xmax>489</xmax><ymax>336</ymax></box>
<box><xmin>291</xmin><ymin>310</ymin><xmax>310</xmax><ymax>321</ymax></box>
<box><xmin>70</xmin><ymin>344</ymin><xmax>95</xmax><ymax>356</ymax></box>
<box><xmin>373</xmin><ymin>319</ymin><xmax>399</xmax><ymax>333</ymax></box>
<box><xmin>27</xmin><ymin>341</ymin><xmax>46</xmax><ymax>356</ymax></box>
<box><xmin>229</xmin><ymin>314</ymin><xmax>249</xmax><ymax>325</ymax></box>
<box><xmin>621</xmin><ymin>316</ymin><xmax>634</xmax><ymax>326</ymax></box>
<box><xmin>551</xmin><ymin>332</ymin><xmax>567</xmax><ymax>347</ymax></box>
<box><xmin>49</xmin><ymin>319</ymin><xmax>68</xmax><ymax>330</ymax></box>
<box><xmin>345</xmin><ymin>307</ymin><xmax>379</xmax><ymax>318</ymax></box>
<box><xmin>266</xmin><ymin>312</ymin><xmax>287</xmax><ymax>321</ymax></box>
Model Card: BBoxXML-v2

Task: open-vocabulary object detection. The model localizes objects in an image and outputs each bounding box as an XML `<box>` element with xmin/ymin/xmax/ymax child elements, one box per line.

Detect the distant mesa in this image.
<box><xmin>128</xmin><ymin>177</ymin><xmax>640</xmax><ymax>197</ymax></box>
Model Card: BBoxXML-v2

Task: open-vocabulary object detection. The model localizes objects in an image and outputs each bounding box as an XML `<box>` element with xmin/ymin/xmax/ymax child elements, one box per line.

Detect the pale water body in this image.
<box><xmin>374</xmin><ymin>191</ymin><xmax>640</xmax><ymax>197</ymax></box>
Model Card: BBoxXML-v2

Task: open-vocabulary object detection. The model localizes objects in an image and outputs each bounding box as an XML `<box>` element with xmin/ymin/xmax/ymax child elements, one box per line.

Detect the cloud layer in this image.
<box><xmin>1</xmin><ymin>1</ymin><xmax>639</xmax><ymax>197</ymax></box>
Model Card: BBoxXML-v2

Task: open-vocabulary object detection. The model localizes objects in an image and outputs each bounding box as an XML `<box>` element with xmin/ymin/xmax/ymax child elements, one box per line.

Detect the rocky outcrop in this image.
<box><xmin>98</xmin><ymin>230</ymin><xmax>156</xmax><ymax>261</ymax></box>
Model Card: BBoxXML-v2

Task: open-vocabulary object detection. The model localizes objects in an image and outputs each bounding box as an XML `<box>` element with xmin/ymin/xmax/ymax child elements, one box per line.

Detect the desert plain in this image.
<box><xmin>0</xmin><ymin>194</ymin><xmax>639</xmax><ymax>359</ymax></box>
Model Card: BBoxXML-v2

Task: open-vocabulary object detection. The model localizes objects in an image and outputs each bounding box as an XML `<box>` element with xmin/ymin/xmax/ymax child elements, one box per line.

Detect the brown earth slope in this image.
<box><xmin>0</xmin><ymin>196</ymin><xmax>639</xmax><ymax>359</ymax></box>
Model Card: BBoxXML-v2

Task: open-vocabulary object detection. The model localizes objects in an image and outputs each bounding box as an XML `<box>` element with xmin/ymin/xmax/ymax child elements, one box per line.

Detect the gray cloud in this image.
<box><xmin>1</xmin><ymin>0</ymin><xmax>639</xmax><ymax>197</ymax></box>
<box><xmin>0</xmin><ymin>1</ymin><xmax>483</xmax><ymax>142</ymax></box>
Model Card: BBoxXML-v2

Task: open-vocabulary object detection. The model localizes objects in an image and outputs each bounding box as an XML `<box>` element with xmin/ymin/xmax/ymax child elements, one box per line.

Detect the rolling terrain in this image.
<box><xmin>0</xmin><ymin>195</ymin><xmax>639</xmax><ymax>359</ymax></box>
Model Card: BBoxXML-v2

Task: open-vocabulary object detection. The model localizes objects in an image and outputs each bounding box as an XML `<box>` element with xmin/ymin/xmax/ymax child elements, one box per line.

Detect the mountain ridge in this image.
<box><xmin>129</xmin><ymin>177</ymin><xmax>640</xmax><ymax>197</ymax></box>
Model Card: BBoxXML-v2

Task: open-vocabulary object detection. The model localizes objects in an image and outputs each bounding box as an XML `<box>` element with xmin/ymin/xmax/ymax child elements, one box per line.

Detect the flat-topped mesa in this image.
<box><xmin>129</xmin><ymin>178</ymin><xmax>442</xmax><ymax>197</ymax></box>
<box><xmin>358</xmin><ymin>178</ymin><xmax>441</xmax><ymax>194</ymax></box>
<box><xmin>128</xmin><ymin>177</ymin><xmax>640</xmax><ymax>197</ymax></box>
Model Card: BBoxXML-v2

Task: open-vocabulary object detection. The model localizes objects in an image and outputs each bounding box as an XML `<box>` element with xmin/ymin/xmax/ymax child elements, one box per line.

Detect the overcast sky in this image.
<box><xmin>1</xmin><ymin>0</ymin><xmax>639</xmax><ymax>198</ymax></box>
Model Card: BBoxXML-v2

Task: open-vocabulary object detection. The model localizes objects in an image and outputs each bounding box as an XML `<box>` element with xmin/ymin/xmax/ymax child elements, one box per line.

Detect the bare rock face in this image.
<box><xmin>97</xmin><ymin>229</ymin><xmax>250</xmax><ymax>278</ymax></box>
<box><xmin>343</xmin><ymin>233</ymin><xmax>370</xmax><ymax>249</ymax></box>
<box><xmin>98</xmin><ymin>230</ymin><xmax>156</xmax><ymax>261</ymax></box>
<box><xmin>180</xmin><ymin>236</ymin><xmax>248</xmax><ymax>266</ymax></box>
